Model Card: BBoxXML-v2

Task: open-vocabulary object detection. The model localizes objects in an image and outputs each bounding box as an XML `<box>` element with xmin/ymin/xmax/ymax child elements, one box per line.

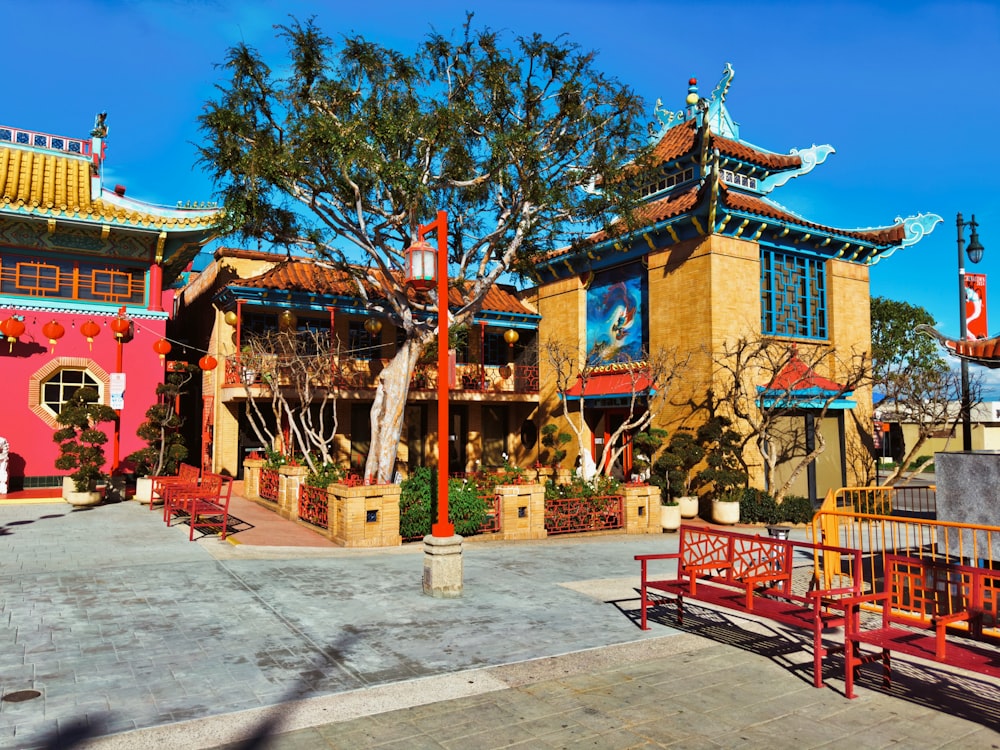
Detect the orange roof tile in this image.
<box><xmin>645</xmin><ymin>120</ymin><xmax>802</xmax><ymax>172</ymax></box>
<box><xmin>721</xmin><ymin>186</ymin><xmax>906</xmax><ymax>244</ymax></box>
<box><xmin>230</xmin><ymin>259</ymin><xmax>536</xmax><ymax>317</ymax></box>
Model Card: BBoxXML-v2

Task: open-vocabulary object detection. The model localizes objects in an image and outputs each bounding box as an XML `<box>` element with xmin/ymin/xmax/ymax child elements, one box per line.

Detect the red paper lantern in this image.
<box><xmin>1</xmin><ymin>315</ymin><xmax>24</xmax><ymax>352</ymax></box>
<box><xmin>41</xmin><ymin>320</ymin><xmax>65</xmax><ymax>352</ymax></box>
<box><xmin>80</xmin><ymin>320</ymin><xmax>101</xmax><ymax>350</ymax></box>
<box><xmin>110</xmin><ymin>316</ymin><xmax>130</xmax><ymax>340</ymax></box>
<box><xmin>153</xmin><ymin>338</ymin><xmax>172</xmax><ymax>362</ymax></box>
<box><xmin>198</xmin><ymin>354</ymin><xmax>218</xmax><ymax>371</ymax></box>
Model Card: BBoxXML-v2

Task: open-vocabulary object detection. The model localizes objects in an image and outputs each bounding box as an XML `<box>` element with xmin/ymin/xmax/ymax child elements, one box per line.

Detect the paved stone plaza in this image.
<box><xmin>0</xmin><ymin>498</ymin><xmax>997</xmax><ymax>749</ymax></box>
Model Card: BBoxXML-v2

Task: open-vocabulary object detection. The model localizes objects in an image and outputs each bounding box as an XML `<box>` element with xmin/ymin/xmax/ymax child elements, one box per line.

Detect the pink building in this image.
<box><xmin>0</xmin><ymin>116</ymin><xmax>220</xmax><ymax>492</ymax></box>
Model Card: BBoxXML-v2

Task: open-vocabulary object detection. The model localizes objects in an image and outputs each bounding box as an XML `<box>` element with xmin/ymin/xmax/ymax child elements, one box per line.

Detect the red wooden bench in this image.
<box><xmin>148</xmin><ymin>462</ymin><xmax>200</xmax><ymax>511</ymax></box>
<box><xmin>843</xmin><ymin>553</ymin><xmax>1000</xmax><ymax>698</ymax></box>
<box><xmin>163</xmin><ymin>473</ymin><xmax>234</xmax><ymax>540</ymax></box>
<box><xmin>636</xmin><ymin>524</ymin><xmax>862</xmax><ymax>688</ymax></box>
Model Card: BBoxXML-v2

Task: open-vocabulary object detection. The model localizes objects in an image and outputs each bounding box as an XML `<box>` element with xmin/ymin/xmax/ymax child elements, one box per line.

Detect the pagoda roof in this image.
<box><xmin>756</xmin><ymin>351</ymin><xmax>856</xmax><ymax>409</ymax></box>
<box><xmin>533</xmin><ymin>63</ymin><xmax>940</xmax><ymax>281</ymax></box>
<box><xmin>0</xmin><ymin>140</ymin><xmax>220</xmax><ymax>232</ymax></box>
<box><xmin>646</xmin><ymin>118</ymin><xmax>803</xmax><ymax>174</ymax></box>
<box><xmin>917</xmin><ymin>325</ymin><xmax>1000</xmax><ymax>369</ymax></box>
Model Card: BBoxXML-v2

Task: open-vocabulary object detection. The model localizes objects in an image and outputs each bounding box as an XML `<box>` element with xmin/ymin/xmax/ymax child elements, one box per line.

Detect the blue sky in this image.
<box><xmin>8</xmin><ymin>0</ymin><xmax>999</xmax><ymax>344</ymax></box>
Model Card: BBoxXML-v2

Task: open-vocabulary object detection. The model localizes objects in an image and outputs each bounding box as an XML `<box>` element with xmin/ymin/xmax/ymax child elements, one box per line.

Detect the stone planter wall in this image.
<box><xmin>326</xmin><ymin>483</ymin><xmax>402</xmax><ymax>547</ymax></box>
<box><xmin>242</xmin><ymin>458</ymin><xmax>265</xmax><ymax>500</ymax></box>
<box><xmin>622</xmin><ymin>484</ymin><xmax>662</xmax><ymax>534</ymax></box>
<box><xmin>494</xmin><ymin>483</ymin><xmax>546</xmax><ymax>541</ymax></box>
<box><xmin>276</xmin><ymin>465</ymin><xmax>309</xmax><ymax>520</ymax></box>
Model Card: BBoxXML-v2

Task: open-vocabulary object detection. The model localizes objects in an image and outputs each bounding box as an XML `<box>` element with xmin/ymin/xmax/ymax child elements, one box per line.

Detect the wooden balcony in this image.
<box><xmin>221</xmin><ymin>355</ymin><xmax>538</xmax><ymax>396</ymax></box>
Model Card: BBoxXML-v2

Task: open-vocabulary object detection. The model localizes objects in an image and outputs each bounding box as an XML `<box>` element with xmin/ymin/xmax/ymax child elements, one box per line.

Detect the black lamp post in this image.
<box><xmin>957</xmin><ymin>212</ymin><xmax>986</xmax><ymax>451</ymax></box>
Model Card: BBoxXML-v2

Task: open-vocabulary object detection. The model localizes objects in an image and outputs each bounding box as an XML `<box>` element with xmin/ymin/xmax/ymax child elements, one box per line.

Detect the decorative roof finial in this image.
<box><xmin>90</xmin><ymin>112</ymin><xmax>108</xmax><ymax>138</ymax></box>
<box><xmin>685</xmin><ymin>78</ymin><xmax>699</xmax><ymax>108</ymax></box>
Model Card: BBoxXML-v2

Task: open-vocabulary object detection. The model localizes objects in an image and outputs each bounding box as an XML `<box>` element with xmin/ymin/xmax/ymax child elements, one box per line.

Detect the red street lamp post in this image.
<box><xmin>405</xmin><ymin>210</ymin><xmax>463</xmax><ymax>597</ymax></box>
<box><xmin>406</xmin><ymin>210</ymin><xmax>454</xmax><ymax>538</ymax></box>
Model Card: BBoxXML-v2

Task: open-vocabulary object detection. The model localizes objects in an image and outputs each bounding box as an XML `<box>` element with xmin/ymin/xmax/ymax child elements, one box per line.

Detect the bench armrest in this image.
<box><xmin>635</xmin><ymin>553</ymin><xmax>681</xmax><ymax>562</ymax></box>
<box><xmin>840</xmin><ymin>591</ymin><xmax>888</xmax><ymax>608</ymax></box>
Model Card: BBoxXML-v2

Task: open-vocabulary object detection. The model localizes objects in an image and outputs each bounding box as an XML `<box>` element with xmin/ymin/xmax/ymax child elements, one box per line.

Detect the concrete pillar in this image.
<box><xmin>423</xmin><ymin>534</ymin><xmax>464</xmax><ymax>598</ymax></box>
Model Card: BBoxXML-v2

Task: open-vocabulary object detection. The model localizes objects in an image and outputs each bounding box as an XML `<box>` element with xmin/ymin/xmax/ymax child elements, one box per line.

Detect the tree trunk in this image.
<box><xmin>364</xmin><ymin>339</ymin><xmax>421</xmax><ymax>483</ymax></box>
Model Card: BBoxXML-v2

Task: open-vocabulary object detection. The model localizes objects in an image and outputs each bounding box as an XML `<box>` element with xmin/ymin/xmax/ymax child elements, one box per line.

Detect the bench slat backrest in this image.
<box><xmin>883</xmin><ymin>554</ymin><xmax>976</xmax><ymax>627</ymax></box>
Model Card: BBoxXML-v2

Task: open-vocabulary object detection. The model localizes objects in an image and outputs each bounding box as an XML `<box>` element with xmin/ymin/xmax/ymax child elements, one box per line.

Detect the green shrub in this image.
<box><xmin>305</xmin><ymin>462</ymin><xmax>346</xmax><ymax>488</ymax></box>
<box><xmin>736</xmin><ymin>488</ymin><xmax>780</xmax><ymax>524</ymax></box>
<box><xmin>780</xmin><ymin>495</ymin><xmax>814</xmax><ymax>524</ymax></box>
<box><xmin>545</xmin><ymin>474</ymin><xmax>621</xmax><ymax>500</ymax></box>
<box><xmin>399</xmin><ymin>467</ymin><xmax>487</xmax><ymax>539</ymax></box>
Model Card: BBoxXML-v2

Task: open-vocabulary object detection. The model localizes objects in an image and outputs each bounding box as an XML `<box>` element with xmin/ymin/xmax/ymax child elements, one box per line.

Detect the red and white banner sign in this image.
<box><xmin>966</xmin><ymin>273</ymin><xmax>988</xmax><ymax>340</ymax></box>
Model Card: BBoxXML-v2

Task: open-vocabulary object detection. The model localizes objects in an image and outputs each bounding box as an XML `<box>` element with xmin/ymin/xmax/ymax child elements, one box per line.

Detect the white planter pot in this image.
<box><xmin>678</xmin><ymin>495</ymin><xmax>699</xmax><ymax>518</ymax></box>
<box><xmin>135</xmin><ymin>476</ymin><xmax>153</xmax><ymax>502</ymax></box>
<box><xmin>711</xmin><ymin>499</ymin><xmax>740</xmax><ymax>525</ymax></box>
<box><xmin>64</xmin><ymin>489</ymin><xmax>102</xmax><ymax>507</ymax></box>
<box><xmin>660</xmin><ymin>503</ymin><xmax>681</xmax><ymax>531</ymax></box>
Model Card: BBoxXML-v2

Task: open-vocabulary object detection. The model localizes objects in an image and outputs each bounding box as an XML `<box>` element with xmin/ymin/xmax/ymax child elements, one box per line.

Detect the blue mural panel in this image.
<box><xmin>586</xmin><ymin>264</ymin><xmax>646</xmax><ymax>365</ymax></box>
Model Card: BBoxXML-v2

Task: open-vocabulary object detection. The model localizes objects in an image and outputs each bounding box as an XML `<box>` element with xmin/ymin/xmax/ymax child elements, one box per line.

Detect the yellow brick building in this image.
<box><xmin>529</xmin><ymin>65</ymin><xmax>941</xmax><ymax>501</ymax></box>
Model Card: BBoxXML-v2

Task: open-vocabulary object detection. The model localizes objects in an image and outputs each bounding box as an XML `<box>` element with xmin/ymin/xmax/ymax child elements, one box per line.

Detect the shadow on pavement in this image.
<box><xmin>612</xmin><ymin>592</ymin><xmax>1000</xmax><ymax>733</ymax></box>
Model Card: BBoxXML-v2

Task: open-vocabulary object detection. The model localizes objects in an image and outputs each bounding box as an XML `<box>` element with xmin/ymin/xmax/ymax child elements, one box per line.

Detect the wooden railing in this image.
<box><xmin>222</xmin><ymin>354</ymin><xmax>538</xmax><ymax>394</ymax></box>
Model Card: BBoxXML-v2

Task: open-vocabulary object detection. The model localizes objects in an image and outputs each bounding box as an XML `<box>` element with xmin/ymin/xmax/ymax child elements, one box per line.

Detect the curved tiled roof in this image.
<box><xmin>0</xmin><ymin>145</ymin><xmax>91</xmax><ymax>210</ymax></box>
<box><xmin>721</xmin><ymin>186</ymin><xmax>906</xmax><ymax>244</ymax></box>
<box><xmin>918</xmin><ymin>325</ymin><xmax>1000</xmax><ymax>369</ymax></box>
<box><xmin>573</xmin><ymin>185</ymin><xmax>701</xmax><ymax>251</ymax></box>
<box><xmin>230</xmin><ymin>259</ymin><xmax>536</xmax><ymax>316</ymax></box>
<box><xmin>646</xmin><ymin>120</ymin><xmax>802</xmax><ymax>172</ymax></box>
<box><xmin>0</xmin><ymin>144</ymin><xmax>221</xmax><ymax>231</ymax></box>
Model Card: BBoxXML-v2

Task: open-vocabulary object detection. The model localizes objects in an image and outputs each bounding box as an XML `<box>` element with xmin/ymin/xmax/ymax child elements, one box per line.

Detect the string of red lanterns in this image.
<box><xmin>0</xmin><ymin>311</ymin><xmax>217</xmax><ymax>370</ymax></box>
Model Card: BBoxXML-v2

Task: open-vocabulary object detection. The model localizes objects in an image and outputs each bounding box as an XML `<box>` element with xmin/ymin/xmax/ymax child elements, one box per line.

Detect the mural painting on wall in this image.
<box><xmin>586</xmin><ymin>264</ymin><xmax>646</xmax><ymax>365</ymax></box>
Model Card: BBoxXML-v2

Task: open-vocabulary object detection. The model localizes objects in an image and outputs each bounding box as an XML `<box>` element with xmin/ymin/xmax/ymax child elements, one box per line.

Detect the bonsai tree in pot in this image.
<box><xmin>54</xmin><ymin>386</ymin><xmax>118</xmax><ymax>505</ymax></box>
<box><xmin>631</xmin><ymin>427</ymin><xmax>667</xmax><ymax>483</ymax></box>
<box><xmin>694</xmin><ymin>415</ymin><xmax>749</xmax><ymax>525</ymax></box>
<box><xmin>655</xmin><ymin>428</ymin><xmax>704</xmax><ymax>519</ymax></box>
<box><xmin>126</xmin><ymin>365</ymin><xmax>195</xmax><ymax>500</ymax></box>
<box><xmin>539</xmin><ymin>423</ymin><xmax>572</xmax><ymax>469</ymax></box>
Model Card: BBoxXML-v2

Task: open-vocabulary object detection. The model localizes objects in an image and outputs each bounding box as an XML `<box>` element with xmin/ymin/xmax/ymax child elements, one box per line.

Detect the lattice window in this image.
<box><xmin>40</xmin><ymin>368</ymin><xmax>101</xmax><ymax>416</ymax></box>
<box><xmin>760</xmin><ymin>249</ymin><xmax>827</xmax><ymax>339</ymax></box>
<box><xmin>1</xmin><ymin>254</ymin><xmax>144</xmax><ymax>304</ymax></box>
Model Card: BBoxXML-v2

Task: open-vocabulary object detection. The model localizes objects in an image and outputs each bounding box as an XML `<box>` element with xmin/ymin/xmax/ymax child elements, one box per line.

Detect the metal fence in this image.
<box><xmin>544</xmin><ymin>495</ymin><xmax>624</xmax><ymax>535</ymax></box>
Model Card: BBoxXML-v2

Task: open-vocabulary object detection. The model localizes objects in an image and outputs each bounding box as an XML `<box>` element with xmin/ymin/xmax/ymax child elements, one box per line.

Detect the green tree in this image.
<box><xmin>126</xmin><ymin>366</ymin><xmax>196</xmax><ymax>478</ymax></box>
<box><xmin>198</xmin><ymin>16</ymin><xmax>648</xmax><ymax>482</ymax></box>
<box><xmin>871</xmin><ymin>296</ymin><xmax>945</xmax><ymax>386</ymax></box>
<box><xmin>872</xmin><ymin>296</ymin><xmax>977</xmax><ymax>483</ymax></box>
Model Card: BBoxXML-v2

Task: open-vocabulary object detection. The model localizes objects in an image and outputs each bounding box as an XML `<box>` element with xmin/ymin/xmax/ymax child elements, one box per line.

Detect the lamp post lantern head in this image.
<box><xmin>967</xmin><ymin>214</ymin><xmax>985</xmax><ymax>264</ymax></box>
<box><xmin>405</xmin><ymin>239</ymin><xmax>437</xmax><ymax>291</ymax></box>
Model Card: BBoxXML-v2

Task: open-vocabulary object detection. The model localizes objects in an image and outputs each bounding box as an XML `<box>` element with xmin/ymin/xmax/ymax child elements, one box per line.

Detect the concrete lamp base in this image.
<box><xmin>422</xmin><ymin>534</ymin><xmax>464</xmax><ymax>598</ymax></box>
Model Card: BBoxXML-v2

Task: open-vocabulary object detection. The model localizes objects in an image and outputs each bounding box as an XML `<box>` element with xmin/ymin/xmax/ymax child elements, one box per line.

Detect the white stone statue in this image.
<box><xmin>577</xmin><ymin>448</ymin><xmax>597</xmax><ymax>481</ymax></box>
<box><xmin>0</xmin><ymin>436</ymin><xmax>8</xmax><ymax>495</ymax></box>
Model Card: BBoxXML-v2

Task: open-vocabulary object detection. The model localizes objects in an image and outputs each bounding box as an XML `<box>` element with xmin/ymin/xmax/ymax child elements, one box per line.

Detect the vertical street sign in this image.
<box><xmin>966</xmin><ymin>273</ymin><xmax>988</xmax><ymax>340</ymax></box>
